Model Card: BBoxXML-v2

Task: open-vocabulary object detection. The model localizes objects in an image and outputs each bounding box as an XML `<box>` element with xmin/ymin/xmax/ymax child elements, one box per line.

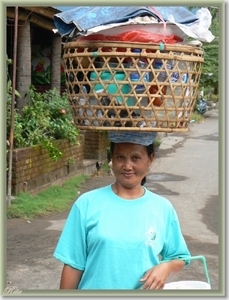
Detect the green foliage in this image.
<box><xmin>7</xmin><ymin>174</ymin><xmax>88</xmax><ymax>219</ymax></box>
<box><xmin>191</xmin><ymin>112</ymin><xmax>205</xmax><ymax>122</ymax></box>
<box><xmin>6</xmin><ymin>55</ymin><xmax>21</xmax><ymax>171</ymax></box>
<box><xmin>209</xmin><ymin>94</ymin><xmax>218</xmax><ymax>102</ymax></box>
<box><xmin>6</xmin><ymin>55</ymin><xmax>21</xmax><ymax>99</ymax></box>
<box><xmin>101</xmin><ymin>162</ymin><xmax>110</xmax><ymax>172</ymax></box>
<box><xmin>6</xmin><ymin>85</ymin><xmax>79</xmax><ymax>160</ymax></box>
<box><xmin>186</xmin><ymin>7</ymin><xmax>219</xmax><ymax>96</ymax></box>
<box><xmin>6</xmin><ymin>55</ymin><xmax>21</xmax><ymax>132</ymax></box>
<box><xmin>154</xmin><ymin>137</ymin><xmax>162</xmax><ymax>147</ymax></box>
<box><xmin>203</xmin><ymin>9</ymin><xmax>219</xmax><ymax>95</ymax></box>
<box><xmin>67</xmin><ymin>157</ymin><xmax>76</xmax><ymax>165</ymax></box>
<box><xmin>200</xmin><ymin>15</ymin><xmax>219</xmax><ymax>95</ymax></box>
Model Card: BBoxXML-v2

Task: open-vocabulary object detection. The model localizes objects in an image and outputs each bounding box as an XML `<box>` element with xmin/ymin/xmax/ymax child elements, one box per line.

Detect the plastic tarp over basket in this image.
<box><xmin>63</xmin><ymin>41</ymin><xmax>204</xmax><ymax>132</ymax></box>
<box><xmin>53</xmin><ymin>6</ymin><xmax>199</xmax><ymax>37</ymax></box>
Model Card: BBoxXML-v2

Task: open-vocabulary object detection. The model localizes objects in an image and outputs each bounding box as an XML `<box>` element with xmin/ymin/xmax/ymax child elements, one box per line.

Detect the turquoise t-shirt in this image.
<box><xmin>53</xmin><ymin>185</ymin><xmax>190</xmax><ymax>289</ymax></box>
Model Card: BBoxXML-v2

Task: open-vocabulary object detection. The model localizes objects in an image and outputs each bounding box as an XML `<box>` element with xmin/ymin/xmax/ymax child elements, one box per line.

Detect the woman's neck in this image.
<box><xmin>112</xmin><ymin>182</ymin><xmax>145</xmax><ymax>200</ymax></box>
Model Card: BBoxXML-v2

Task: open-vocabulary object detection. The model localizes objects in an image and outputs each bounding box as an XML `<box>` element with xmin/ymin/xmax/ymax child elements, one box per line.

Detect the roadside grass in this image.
<box><xmin>101</xmin><ymin>162</ymin><xmax>110</xmax><ymax>172</ymax></box>
<box><xmin>154</xmin><ymin>137</ymin><xmax>162</xmax><ymax>147</ymax></box>
<box><xmin>191</xmin><ymin>112</ymin><xmax>205</xmax><ymax>122</ymax></box>
<box><xmin>7</xmin><ymin>174</ymin><xmax>88</xmax><ymax>220</ymax></box>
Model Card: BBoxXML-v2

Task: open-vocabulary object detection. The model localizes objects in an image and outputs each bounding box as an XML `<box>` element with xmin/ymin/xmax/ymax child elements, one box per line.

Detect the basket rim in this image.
<box><xmin>74</xmin><ymin>126</ymin><xmax>190</xmax><ymax>133</ymax></box>
<box><xmin>63</xmin><ymin>41</ymin><xmax>204</xmax><ymax>60</ymax></box>
<box><xmin>64</xmin><ymin>40</ymin><xmax>203</xmax><ymax>51</ymax></box>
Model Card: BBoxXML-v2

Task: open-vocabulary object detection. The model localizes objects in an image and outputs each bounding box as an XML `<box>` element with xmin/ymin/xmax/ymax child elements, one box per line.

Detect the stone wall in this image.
<box><xmin>11</xmin><ymin>135</ymin><xmax>84</xmax><ymax>195</ymax></box>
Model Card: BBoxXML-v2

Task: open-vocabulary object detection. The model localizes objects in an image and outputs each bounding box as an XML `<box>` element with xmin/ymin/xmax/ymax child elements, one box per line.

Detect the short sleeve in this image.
<box><xmin>53</xmin><ymin>202</ymin><xmax>87</xmax><ymax>270</ymax></box>
<box><xmin>160</xmin><ymin>208</ymin><xmax>191</xmax><ymax>265</ymax></box>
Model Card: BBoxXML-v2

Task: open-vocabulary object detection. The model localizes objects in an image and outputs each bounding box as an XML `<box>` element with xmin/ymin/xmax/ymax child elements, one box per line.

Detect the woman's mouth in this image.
<box><xmin>122</xmin><ymin>173</ymin><xmax>134</xmax><ymax>178</ymax></box>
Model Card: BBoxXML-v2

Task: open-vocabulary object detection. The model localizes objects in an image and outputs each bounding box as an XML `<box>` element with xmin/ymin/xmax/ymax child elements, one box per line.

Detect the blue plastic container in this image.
<box><xmin>90</xmin><ymin>71</ymin><xmax>132</xmax><ymax>104</ymax></box>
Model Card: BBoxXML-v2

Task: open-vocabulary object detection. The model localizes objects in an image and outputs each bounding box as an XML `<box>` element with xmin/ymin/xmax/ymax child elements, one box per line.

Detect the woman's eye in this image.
<box><xmin>116</xmin><ymin>155</ymin><xmax>124</xmax><ymax>159</ymax></box>
<box><xmin>133</xmin><ymin>156</ymin><xmax>140</xmax><ymax>160</ymax></box>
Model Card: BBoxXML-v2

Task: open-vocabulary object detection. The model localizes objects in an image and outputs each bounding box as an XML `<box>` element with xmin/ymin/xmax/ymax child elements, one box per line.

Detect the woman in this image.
<box><xmin>53</xmin><ymin>131</ymin><xmax>190</xmax><ymax>290</ymax></box>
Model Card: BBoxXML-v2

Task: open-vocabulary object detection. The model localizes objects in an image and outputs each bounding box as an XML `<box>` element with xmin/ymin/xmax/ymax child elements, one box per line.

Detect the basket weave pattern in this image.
<box><xmin>63</xmin><ymin>41</ymin><xmax>204</xmax><ymax>132</ymax></box>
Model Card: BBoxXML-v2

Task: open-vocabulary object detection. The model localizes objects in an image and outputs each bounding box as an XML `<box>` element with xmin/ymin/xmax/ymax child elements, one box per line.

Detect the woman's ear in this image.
<box><xmin>149</xmin><ymin>153</ymin><xmax>154</xmax><ymax>165</ymax></box>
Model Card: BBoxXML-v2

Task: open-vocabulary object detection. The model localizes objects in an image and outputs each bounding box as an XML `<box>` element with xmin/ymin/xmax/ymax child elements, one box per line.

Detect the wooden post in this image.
<box><xmin>50</xmin><ymin>34</ymin><xmax>62</xmax><ymax>92</ymax></box>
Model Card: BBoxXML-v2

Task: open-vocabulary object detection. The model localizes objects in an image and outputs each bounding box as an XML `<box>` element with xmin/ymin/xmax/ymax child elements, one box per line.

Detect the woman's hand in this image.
<box><xmin>140</xmin><ymin>260</ymin><xmax>185</xmax><ymax>290</ymax></box>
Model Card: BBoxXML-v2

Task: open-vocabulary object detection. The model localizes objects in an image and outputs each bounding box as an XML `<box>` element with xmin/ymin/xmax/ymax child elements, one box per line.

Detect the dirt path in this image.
<box><xmin>6</xmin><ymin>173</ymin><xmax>115</xmax><ymax>290</ymax></box>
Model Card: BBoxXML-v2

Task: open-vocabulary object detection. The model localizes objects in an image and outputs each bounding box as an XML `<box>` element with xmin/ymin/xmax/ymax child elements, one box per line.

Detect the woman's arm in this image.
<box><xmin>59</xmin><ymin>264</ymin><xmax>83</xmax><ymax>289</ymax></box>
<box><xmin>140</xmin><ymin>260</ymin><xmax>185</xmax><ymax>290</ymax></box>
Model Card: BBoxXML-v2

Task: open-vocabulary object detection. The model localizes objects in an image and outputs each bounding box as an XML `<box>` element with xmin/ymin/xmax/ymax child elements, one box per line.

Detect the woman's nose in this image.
<box><xmin>123</xmin><ymin>159</ymin><xmax>133</xmax><ymax>169</ymax></box>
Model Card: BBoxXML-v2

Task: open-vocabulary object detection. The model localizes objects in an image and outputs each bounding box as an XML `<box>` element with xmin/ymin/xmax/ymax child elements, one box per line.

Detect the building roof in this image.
<box><xmin>7</xmin><ymin>6</ymin><xmax>61</xmax><ymax>32</ymax></box>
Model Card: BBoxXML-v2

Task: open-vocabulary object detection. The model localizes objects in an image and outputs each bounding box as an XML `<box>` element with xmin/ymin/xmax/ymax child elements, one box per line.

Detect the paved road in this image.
<box><xmin>5</xmin><ymin>109</ymin><xmax>220</xmax><ymax>295</ymax></box>
<box><xmin>146</xmin><ymin>109</ymin><xmax>219</xmax><ymax>290</ymax></box>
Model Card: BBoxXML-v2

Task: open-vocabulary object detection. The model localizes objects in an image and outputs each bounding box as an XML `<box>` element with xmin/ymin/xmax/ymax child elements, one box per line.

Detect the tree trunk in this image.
<box><xmin>50</xmin><ymin>35</ymin><xmax>61</xmax><ymax>92</ymax></box>
<box><xmin>16</xmin><ymin>20</ymin><xmax>31</xmax><ymax>112</ymax></box>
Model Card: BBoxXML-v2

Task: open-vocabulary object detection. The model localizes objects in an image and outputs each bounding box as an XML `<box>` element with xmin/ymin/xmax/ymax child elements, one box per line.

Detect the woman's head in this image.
<box><xmin>110</xmin><ymin>142</ymin><xmax>154</xmax><ymax>187</ymax></box>
<box><xmin>109</xmin><ymin>131</ymin><xmax>157</xmax><ymax>187</ymax></box>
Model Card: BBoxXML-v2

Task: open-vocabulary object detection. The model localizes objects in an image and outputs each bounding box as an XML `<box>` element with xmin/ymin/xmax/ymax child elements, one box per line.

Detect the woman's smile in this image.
<box><xmin>122</xmin><ymin>172</ymin><xmax>134</xmax><ymax>178</ymax></box>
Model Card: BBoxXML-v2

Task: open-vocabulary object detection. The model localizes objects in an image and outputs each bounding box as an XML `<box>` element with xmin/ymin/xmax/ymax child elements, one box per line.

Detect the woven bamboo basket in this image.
<box><xmin>63</xmin><ymin>41</ymin><xmax>204</xmax><ymax>132</ymax></box>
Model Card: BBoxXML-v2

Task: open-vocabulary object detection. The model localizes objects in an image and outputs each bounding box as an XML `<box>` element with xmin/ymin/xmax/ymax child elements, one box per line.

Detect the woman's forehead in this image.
<box><xmin>113</xmin><ymin>143</ymin><xmax>146</xmax><ymax>153</ymax></box>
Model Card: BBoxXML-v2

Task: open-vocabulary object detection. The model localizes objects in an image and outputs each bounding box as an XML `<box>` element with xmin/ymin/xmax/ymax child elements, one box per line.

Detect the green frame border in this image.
<box><xmin>1</xmin><ymin>0</ymin><xmax>226</xmax><ymax>297</ymax></box>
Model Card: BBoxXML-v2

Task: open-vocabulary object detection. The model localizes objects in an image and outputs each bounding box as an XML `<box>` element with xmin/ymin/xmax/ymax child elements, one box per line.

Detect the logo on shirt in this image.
<box><xmin>145</xmin><ymin>226</ymin><xmax>156</xmax><ymax>247</ymax></box>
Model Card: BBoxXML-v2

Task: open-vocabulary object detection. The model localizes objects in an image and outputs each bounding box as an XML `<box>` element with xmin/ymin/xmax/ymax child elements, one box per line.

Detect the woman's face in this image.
<box><xmin>111</xmin><ymin>143</ymin><xmax>154</xmax><ymax>188</ymax></box>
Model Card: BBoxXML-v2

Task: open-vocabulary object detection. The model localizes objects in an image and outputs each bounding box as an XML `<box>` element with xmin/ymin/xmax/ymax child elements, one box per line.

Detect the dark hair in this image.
<box><xmin>110</xmin><ymin>142</ymin><xmax>154</xmax><ymax>186</ymax></box>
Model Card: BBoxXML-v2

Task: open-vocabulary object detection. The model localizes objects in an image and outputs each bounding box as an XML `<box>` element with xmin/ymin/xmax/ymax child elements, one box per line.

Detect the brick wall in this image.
<box><xmin>11</xmin><ymin>135</ymin><xmax>84</xmax><ymax>195</ymax></box>
<box><xmin>82</xmin><ymin>130</ymin><xmax>110</xmax><ymax>161</ymax></box>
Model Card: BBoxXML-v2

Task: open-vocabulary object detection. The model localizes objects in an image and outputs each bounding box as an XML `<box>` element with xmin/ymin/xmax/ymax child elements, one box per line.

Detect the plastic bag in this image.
<box><xmin>77</xmin><ymin>30</ymin><xmax>183</xmax><ymax>44</ymax></box>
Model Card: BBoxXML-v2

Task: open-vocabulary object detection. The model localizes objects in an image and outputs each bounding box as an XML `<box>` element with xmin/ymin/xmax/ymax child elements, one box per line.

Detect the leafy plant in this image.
<box><xmin>191</xmin><ymin>112</ymin><xmax>204</xmax><ymax>122</ymax></box>
<box><xmin>6</xmin><ymin>85</ymin><xmax>79</xmax><ymax>160</ymax></box>
<box><xmin>199</xmin><ymin>14</ymin><xmax>219</xmax><ymax>96</ymax></box>
<box><xmin>67</xmin><ymin>157</ymin><xmax>76</xmax><ymax>165</ymax></box>
<box><xmin>187</xmin><ymin>6</ymin><xmax>219</xmax><ymax>97</ymax></box>
<box><xmin>154</xmin><ymin>137</ymin><xmax>161</xmax><ymax>147</ymax></box>
<box><xmin>101</xmin><ymin>162</ymin><xmax>110</xmax><ymax>172</ymax></box>
<box><xmin>6</xmin><ymin>55</ymin><xmax>21</xmax><ymax>99</ymax></box>
<box><xmin>6</xmin><ymin>55</ymin><xmax>21</xmax><ymax>172</ymax></box>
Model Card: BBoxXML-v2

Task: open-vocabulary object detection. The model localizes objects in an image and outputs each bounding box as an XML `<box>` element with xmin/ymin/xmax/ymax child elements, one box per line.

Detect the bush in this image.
<box><xmin>6</xmin><ymin>85</ymin><xmax>79</xmax><ymax>160</ymax></box>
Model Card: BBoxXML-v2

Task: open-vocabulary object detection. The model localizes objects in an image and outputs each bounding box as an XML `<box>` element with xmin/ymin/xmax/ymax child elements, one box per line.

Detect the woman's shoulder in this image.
<box><xmin>74</xmin><ymin>184</ymin><xmax>112</xmax><ymax>205</ymax></box>
<box><xmin>144</xmin><ymin>188</ymin><xmax>174</xmax><ymax>208</ymax></box>
<box><xmin>82</xmin><ymin>184</ymin><xmax>112</xmax><ymax>197</ymax></box>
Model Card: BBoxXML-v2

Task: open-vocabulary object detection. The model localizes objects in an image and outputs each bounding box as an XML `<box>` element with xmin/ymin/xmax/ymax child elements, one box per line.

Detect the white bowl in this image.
<box><xmin>163</xmin><ymin>280</ymin><xmax>211</xmax><ymax>290</ymax></box>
